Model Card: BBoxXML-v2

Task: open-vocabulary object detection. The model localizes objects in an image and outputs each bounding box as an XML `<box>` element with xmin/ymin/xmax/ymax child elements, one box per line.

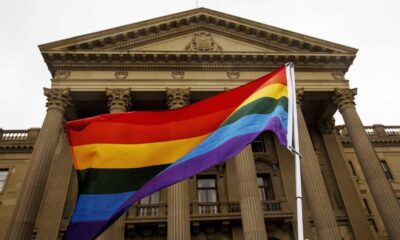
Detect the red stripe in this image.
<box><xmin>66</xmin><ymin>66</ymin><xmax>287</xmax><ymax>146</ymax></box>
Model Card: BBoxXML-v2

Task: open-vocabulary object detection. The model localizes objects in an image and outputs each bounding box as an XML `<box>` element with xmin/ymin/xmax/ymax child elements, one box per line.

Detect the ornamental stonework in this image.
<box><xmin>105</xmin><ymin>88</ymin><xmax>132</xmax><ymax>112</ymax></box>
<box><xmin>43</xmin><ymin>88</ymin><xmax>71</xmax><ymax>112</ymax></box>
<box><xmin>334</xmin><ymin>88</ymin><xmax>357</xmax><ymax>110</ymax></box>
<box><xmin>185</xmin><ymin>31</ymin><xmax>222</xmax><ymax>52</ymax></box>
<box><xmin>166</xmin><ymin>88</ymin><xmax>190</xmax><ymax>110</ymax></box>
<box><xmin>296</xmin><ymin>88</ymin><xmax>304</xmax><ymax>105</ymax></box>
<box><xmin>171</xmin><ymin>71</ymin><xmax>185</xmax><ymax>80</ymax></box>
<box><xmin>55</xmin><ymin>70</ymin><xmax>71</xmax><ymax>79</ymax></box>
<box><xmin>227</xmin><ymin>71</ymin><xmax>240</xmax><ymax>80</ymax></box>
<box><xmin>115</xmin><ymin>71</ymin><xmax>128</xmax><ymax>79</ymax></box>
<box><xmin>318</xmin><ymin>118</ymin><xmax>336</xmax><ymax>134</ymax></box>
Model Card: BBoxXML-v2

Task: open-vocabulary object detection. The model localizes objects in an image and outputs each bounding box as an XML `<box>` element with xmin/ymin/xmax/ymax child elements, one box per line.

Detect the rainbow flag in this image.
<box><xmin>64</xmin><ymin>64</ymin><xmax>294</xmax><ymax>240</ymax></box>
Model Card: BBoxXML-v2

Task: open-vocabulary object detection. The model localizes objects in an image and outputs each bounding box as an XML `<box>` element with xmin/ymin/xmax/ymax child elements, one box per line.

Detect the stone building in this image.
<box><xmin>1</xmin><ymin>8</ymin><xmax>400</xmax><ymax>240</ymax></box>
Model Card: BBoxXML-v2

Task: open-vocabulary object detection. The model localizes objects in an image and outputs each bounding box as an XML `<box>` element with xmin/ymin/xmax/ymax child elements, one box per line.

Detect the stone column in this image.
<box><xmin>319</xmin><ymin>119</ymin><xmax>374</xmax><ymax>239</ymax></box>
<box><xmin>35</xmin><ymin>134</ymin><xmax>74</xmax><ymax>240</ymax></box>
<box><xmin>6</xmin><ymin>88</ymin><xmax>71</xmax><ymax>240</ymax></box>
<box><xmin>334</xmin><ymin>88</ymin><xmax>400</xmax><ymax>238</ymax></box>
<box><xmin>166</xmin><ymin>88</ymin><xmax>191</xmax><ymax>240</ymax></box>
<box><xmin>234</xmin><ymin>146</ymin><xmax>268</xmax><ymax>240</ymax></box>
<box><xmin>274</xmin><ymin>138</ymin><xmax>313</xmax><ymax>239</ymax></box>
<box><xmin>296</xmin><ymin>89</ymin><xmax>341</xmax><ymax>239</ymax></box>
<box><xmin>98</xmin><ymin>88</ymin><xmax>131</xmax><ymax>240</ymax></box>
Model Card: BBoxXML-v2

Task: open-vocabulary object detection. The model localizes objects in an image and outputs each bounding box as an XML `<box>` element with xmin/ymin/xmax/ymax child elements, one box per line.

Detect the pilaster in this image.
<box><xmin>166</xmin><ymin>88</ymin><xmax>191</xmax><ymax>240</ymax></box>
<box><xmin>6</xmin><ymin>88</ymin><xmax>71</xmax><ymax>240</ymax></box>
<box><xmin>234</xmin><ymin>146</ymin><xmax>268</xmax><ymax>240</ymax></box>
<box><xmin>296</xmin><ymin>89</ymin><xmax>341</xmax><ymax>239</ymax></box>
<box><xmin>334</xmin><ymin>88</ymin><xmax>400</xmax><ymax>238</ymax></box>
<box><xmin>99</xmin><ymin>88</ymin><xmax>132</xmax><ymax>240</ymax></box>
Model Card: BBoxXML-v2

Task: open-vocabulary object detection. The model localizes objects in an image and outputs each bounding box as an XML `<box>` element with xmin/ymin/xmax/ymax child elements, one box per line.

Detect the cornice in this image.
<box><xmin>42</xmin><ymin>51</ymin><xmax>355</xmax><ymax>75</ymax></box>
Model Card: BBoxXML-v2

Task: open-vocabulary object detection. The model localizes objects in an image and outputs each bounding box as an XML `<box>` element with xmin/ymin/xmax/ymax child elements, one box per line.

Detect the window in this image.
<box><xmin>380</xmin><ymin>160</ymin><xmax>394</xmax><ymax>181</ymax></box>
<box><xmin>0</xmin><ymin>168</ymin><xmax>10</xmax><ymax>193</ymax></box>
<box><xmin>139</xmin><ymin>191</ymin><xmax>160</xmax><ymax>205</ymax></box>
<box><xmin>197</xmin><ymin>177</ymin><xmax>217</xmax><ymax>203</ymax></box>
<box><xmin>257</xmin><ymin>174</ymin><xmax>274</xmax><ymax>201</ymax></box>
<box><xmin>251</xmin><ymin>134</ymin><xmax>266</xmax><ymax>152</ymax></box>
<box><xmin>197</xmin><ymin>176</ymin><xmax>218</xmax><ymax>214</ymax></box>
<box><xmin>348</xmin><ymin>161</ymin><xmax>359</xmax><ymax>182</ymax></box>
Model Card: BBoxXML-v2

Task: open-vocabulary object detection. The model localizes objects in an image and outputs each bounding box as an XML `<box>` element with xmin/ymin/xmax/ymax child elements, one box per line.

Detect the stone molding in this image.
<box><xmin>334</xmin><ymin>88</ymin><xmax>357</xmax><ymax>111</ymax></box>
<box><xmin>105</xmin><ymin>88</ymin><xmax>132</xmax><ymax>112</ymax></box>
<box><xmin>43</xmin><ymin>88</ymin><xmax>71</xmax><ymax>112</ymax></box>
<box><xmin>166</xmin><ymin>88</ymin><xmax>190</xmax><ymax>109</ymax></box>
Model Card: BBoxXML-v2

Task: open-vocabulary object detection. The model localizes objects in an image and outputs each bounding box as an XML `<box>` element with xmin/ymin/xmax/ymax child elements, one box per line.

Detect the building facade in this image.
<box><xmin>1</xmin><ymin>8</ymin><xmax>400</xmax><ymax>240</ymax></box>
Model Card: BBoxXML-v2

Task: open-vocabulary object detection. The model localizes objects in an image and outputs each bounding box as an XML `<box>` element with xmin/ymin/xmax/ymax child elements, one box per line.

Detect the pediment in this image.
<box><xmin>40</xmin><ymin>8</ymin><xmax>357</xmax><ymax>55</ymax></box>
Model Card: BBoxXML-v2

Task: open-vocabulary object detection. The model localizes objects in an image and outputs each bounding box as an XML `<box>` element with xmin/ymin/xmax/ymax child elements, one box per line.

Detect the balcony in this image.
<box><xmin>126</xmin><ymin>199</ymin><xmax>292</xmax><ymax>223</ymax></box>
<box><xmin>336</xmin><ymin>125</ymin><xmax>400</xmax><ymax>146</ymax></box>
<box><xmin>0</xmin><ymin>128</ymin><xmax>40</xmax><ymax>152</ymax></box>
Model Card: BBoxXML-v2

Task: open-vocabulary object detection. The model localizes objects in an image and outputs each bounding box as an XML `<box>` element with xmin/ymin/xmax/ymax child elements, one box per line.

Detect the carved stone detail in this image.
<box><xmin>114</xmin><ymin>71</ymin><xmax>128</xmax><ymax>79</ymax></box>
<box><xmin>334</xmin><ymin>88</ymin><xmax>357</xmax><ymax>110</ymax></box>
<box><xmin>166</xmin><ymin>88</ymin><xmax>190</xmax><ymax>110</ymax></box>
<box><xmin>185</xmin><ymin>31</ymin><xmax>222</xmax><ymax>52</ymax></box>
<box><xmin>318</xmin><ymin>118</ymin><xmax>336</xmax><ymax>134</ymax></box>
<box><xmin>105</xmin><ymin>88</ymin><xmax>131</xmax><ymax>112</ymax></box>
<box><xmin>296</xmin><ymin>88</ymin><xmax>304</xmax><ymax>105</ymax></box>
<box><xmin>43</xmin><ymin>88</ymin><xmax>71</xmax><ymax>112</ymax></box>
<box><xmin>227</xmin><ymin>71</ymin><xmax>240</xmax><ymax>80</ymax></box>
<box><xmin>171</xmin><ymin>71</ymin><xmax>185</xmax><ymax>80</ymax></box>
<box><xmin>331</xmin><ymin>72</ymin><xmax>345</xmax><ymax>80</ymax></box>
<box><xmin>55</xmin><ymin>70</ymin><xmax>71</xmax><ymax>79</ymax></box>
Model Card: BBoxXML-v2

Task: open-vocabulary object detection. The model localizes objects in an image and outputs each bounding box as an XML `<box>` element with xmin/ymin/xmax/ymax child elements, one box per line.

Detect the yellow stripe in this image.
<box><xmin>238</xmin><ymin>83</ymin><xmax>288</xmax><ymax>109</ymax></box>
<box><xmin>72</xmin><ymin>134</ymin><xmax>209</xmax><ymax>170</ymax></box>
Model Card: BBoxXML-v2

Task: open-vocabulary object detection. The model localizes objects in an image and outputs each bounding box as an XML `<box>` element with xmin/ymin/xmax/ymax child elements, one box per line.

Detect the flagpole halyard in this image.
<box><xmin>286</xmin><ymin>62</ymin><xmax>304</xmax><ymax>240</ymax></box>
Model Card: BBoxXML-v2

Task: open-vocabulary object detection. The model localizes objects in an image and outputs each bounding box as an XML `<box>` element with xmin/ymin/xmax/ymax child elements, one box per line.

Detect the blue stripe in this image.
<box><xmin>168</xmin><ymin>106</ymin><xmax>287</xmax><ymax>168</ymax></box>
<box><xmin>70</xmin><ymin>191</ymin><xmax>135</xmax><ymax>222</ymax></box>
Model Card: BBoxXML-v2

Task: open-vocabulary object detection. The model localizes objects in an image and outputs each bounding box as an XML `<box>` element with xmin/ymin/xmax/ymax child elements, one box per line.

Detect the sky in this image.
<box><xmin>0</xmin><ymin>0</ymin><xmax>399</xmax><ymax>129</ymax></box>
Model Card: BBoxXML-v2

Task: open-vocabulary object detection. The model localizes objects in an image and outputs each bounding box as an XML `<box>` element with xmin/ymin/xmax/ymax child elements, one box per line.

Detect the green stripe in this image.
<box><xmin>223</xmin><ymin>97</ymin><xmax>288</xmax><ymax>126</ymax></box>
<box><xmin>77</xmin><ymin>164</ymin><xmax>170</xmax><ymax>194</ymax></box>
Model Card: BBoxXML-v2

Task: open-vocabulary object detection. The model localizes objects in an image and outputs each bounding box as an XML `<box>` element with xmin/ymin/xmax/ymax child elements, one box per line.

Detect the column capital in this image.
<box><xmin>296</xmin><ymin>88</ymin><xmax>305</xmax><ymax>106</ymax></box>
<box><xmin>334</xmin><ymin>88</ymin><xmax>357</xmax><ymax>111</ymax></box>
<box><xmin>43</xmin><ymin>88</ymin><xmax>71</xmax><ymax>112</ymax></box>
<box><xmin>106</xmin><ymin>88</ymin><xmax>131</xmax><ymax>112</ymax></box>
<box><xmin>318</xmin><ymin>118</ymin><xmax>336</xmax><ymax>134</ymax></box>
<box><xmin>166</xmin><ymin>88</ymin><xmax>190</xmax><ymax>110</ymax></box>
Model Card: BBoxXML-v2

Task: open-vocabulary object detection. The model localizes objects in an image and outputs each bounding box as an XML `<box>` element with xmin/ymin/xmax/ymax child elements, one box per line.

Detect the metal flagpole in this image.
<box><xmin>285</xmin><ymin>62</ymin><xmax>304</xmax><ymax>240</ymax></box>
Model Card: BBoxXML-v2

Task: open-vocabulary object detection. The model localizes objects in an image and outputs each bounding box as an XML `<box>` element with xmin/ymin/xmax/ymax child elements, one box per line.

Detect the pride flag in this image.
<box><xmin>64</xmin><ymin>64</ymin><xmax>293</xmax><ymax>239</ymax></box>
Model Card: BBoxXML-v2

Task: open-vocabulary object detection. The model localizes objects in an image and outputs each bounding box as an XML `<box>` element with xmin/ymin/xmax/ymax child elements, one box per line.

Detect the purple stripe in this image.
<box><xmin>63</xmin><ymin>220</ymin><xmax>107</xmax><ymax>240</ymax></box>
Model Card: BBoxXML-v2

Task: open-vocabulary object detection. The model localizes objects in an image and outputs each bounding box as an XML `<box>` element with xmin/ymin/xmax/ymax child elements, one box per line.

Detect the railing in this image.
<box><xmin>261</xmin><ymin>200</ymin><xmax>281</xmax><ymax>212</ymax></box>
<box><xmin>336</xmin><ymin>125</ymin><xmax>400</xmax><ymax>137</ymax></box>
<box><xmin>1</xmin><ymin>130</ymin><xmax>29</xmax><ymax>141</ymax></box>
<box><xmin>128</xmin><ymin>203</ymin><xmax>167</xmax><ymax>219</ymax></box>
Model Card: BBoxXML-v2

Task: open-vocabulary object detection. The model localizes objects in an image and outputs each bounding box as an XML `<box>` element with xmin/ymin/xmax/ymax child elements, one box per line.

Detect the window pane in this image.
<box><xmin>198</xmin><ymin>179</ymin><xmax>215</xmax><ymax>188</ymax></box>
<box><xmin>208</xmin><ymin>190</ymin><xmax>217</xmax><ymax>202</ymax></box>
<box><xmin>150</xmin><ymin>192</ymin><xmax>160</xmax><ymax>204</ymax></box>
<box><xmin>0</xmin><ymin>170</ymin><xmax>8</xmax><ymax>181</ymax></box>
<box><xmin>0</xmin><ymin>181</ymin><xmax>4</xmax><ymax>192</ymax></box>
<box><xmin>257</xmin><ymin>177</ymin><xmax>263</xmax><ymax>186</ymax></box>
<box><xmin>198</xmin><ymin>190</ymin><xmax>207</xmax><ymax>202</ymax></box>
<box><xmin>140</xmin><ymin>195</ymin><xmax>150</xmax><ymax>204</ymax></box>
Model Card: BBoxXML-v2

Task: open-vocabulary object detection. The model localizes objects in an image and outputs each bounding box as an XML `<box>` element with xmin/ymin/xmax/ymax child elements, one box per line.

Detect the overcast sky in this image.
<box><xmin>0</xmin><ymin>0</ymin><xmax>399</xmax><ymax>129</ymax></box>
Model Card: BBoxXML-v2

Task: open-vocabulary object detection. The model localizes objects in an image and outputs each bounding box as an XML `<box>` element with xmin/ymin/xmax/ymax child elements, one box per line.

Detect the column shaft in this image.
<box><xmin>35</xmin><ymin>135</ymin><xmax>74</xmax><ymax>239</ymax></box>
<box><xmin>6</xmin><ymin>107</ymin><xmax>66</xmax><ymax>239</ymax></box>
<box><xmin>297</xmin><ymin>108</ymin><xmax>341</xmax><ymax>239</ymax></box>
<box><xmin>339</xmin><ymin>105</ymin><xmax>400</xmax><ymax>237</ymax></box>
<box><xmin>166</xmin><ymin>88</ymin><xmax>191</xmax><ymax>240</ymax></box>
<box><xmin>99</xmin><ymin>88</ymin><xmax>132</xmax><ymax>240</ymax></box>
<box><xmin>321</xmin><ymin>128</ymin><xmax>373</xmax><ymax>239</ymax></box>
<box><xmin>234</xmin><ymin>146</ymin><xmax>268</xmax><ymax>240</ymax></box>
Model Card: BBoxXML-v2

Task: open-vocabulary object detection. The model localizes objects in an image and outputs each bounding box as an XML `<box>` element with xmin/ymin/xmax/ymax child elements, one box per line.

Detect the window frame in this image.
<box><xmin>0</xmin><ymin>167</ymin><xmax>11</xmax><ymax>194</ymax></box>
<box><xmin>197</xmin><ymin>175</ymin><xmax>218</xmax><ymax>203</ymax></box>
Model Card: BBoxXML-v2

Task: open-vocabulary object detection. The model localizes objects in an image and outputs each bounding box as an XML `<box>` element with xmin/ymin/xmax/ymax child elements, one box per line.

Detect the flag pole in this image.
<box><xmin>286</xmin><ymin>62</ymin><xmax>304</xmax><ymax>240</ymax></box>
